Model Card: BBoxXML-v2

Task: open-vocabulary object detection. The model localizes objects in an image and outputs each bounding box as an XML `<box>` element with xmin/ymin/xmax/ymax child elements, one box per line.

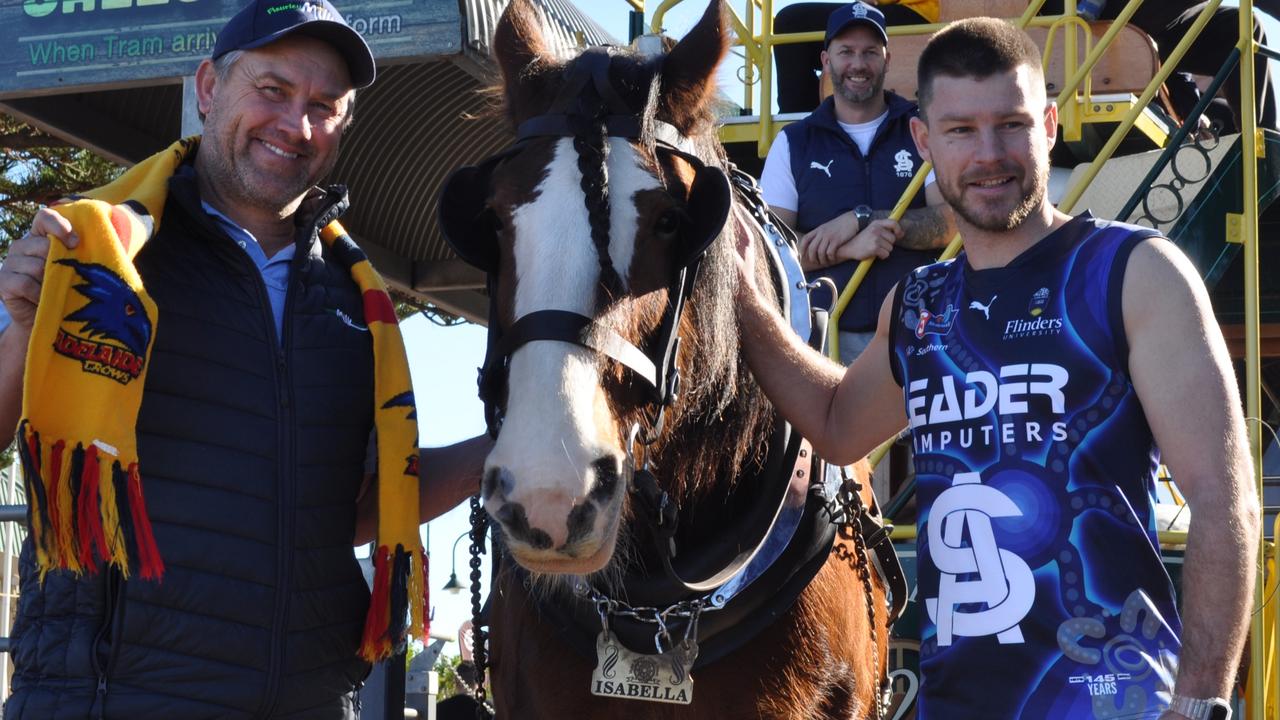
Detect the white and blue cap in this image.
<box><xmin>213</xmin><ymin>0</ymin><xmax>376</xmax><ymax>88</ymax></box>
<box><xmin>824</xmin><ymin>1</ymin><xmax>890</xmax><ymax>48</ymax></box>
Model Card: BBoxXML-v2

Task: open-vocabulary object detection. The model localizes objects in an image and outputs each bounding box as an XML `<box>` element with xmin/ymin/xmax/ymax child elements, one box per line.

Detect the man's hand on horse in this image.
<box><xmin>0</xmin><ymin>208</ymin><xmax>78</xmax><ymax>333</ymax></box>
<box><xmin>731</xmin><ymin>217</ymin><xmax>765</xmax><ymax>302</ymax></box>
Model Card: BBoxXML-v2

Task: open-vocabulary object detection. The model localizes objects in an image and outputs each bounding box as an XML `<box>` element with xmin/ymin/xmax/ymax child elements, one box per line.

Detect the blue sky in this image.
<box><xmin>410</xmin><ymin>0</ymin><xmax>1280</xmax><ymax>649</ymax></box>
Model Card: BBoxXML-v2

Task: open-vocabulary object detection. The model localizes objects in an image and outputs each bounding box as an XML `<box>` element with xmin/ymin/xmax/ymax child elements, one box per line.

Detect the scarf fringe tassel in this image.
<box><xmin>359</xmin><ymin>543</ymin><xmax>428</xmax><ymax>662</ymax></box>
<box><xmin>17</xmin><ymin>421</ymin><xmax>164</xmax><ymax>581</ymax></box>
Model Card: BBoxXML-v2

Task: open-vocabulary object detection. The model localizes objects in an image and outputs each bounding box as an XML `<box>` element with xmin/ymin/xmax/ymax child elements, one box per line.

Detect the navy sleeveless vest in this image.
<box><xmin>784</xmin><ymin>93</ymin><xmax>933</xmax><ymax>331</ymax></box>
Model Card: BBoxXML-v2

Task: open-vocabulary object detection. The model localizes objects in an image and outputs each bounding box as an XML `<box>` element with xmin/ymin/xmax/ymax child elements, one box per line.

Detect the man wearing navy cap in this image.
<box><xmin>761</xmin><ymin>0</ymin><xmax>953</xmax><ymax>365</ymax></box>
<box><xmin>0</xmin><ymin>1</ymin><xmax>488</xmax><ymax>717</ymax></box>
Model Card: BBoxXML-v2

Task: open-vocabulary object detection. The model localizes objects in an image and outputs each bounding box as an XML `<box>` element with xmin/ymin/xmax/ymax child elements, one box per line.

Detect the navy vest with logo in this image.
<box><xmin>784</xmin><ymin>92</ymin><xmax>933</xmax><ymax>331</ymax></box>
<box><xmin>889</xmin><ymin>215</ymin><xmax>1180</xmax><ymax>719</ymax></box>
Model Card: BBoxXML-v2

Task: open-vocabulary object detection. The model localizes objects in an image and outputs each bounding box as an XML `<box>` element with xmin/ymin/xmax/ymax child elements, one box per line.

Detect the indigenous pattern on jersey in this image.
<box><xmin>889</xmin><ymin>214</ymin><xmax>1180</xmax><ymax>719</ymax></box>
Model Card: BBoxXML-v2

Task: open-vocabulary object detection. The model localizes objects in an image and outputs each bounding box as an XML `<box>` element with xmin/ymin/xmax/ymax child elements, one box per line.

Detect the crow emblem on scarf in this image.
<box><xmin>382</xmin><ymin>391</ymin><xmax>419</xmax><ymax>476</ymax></box>
<box><xmin>52</xmin><ymin>260</ymin><xmax>152</xmax><ymax>384</ymax></box>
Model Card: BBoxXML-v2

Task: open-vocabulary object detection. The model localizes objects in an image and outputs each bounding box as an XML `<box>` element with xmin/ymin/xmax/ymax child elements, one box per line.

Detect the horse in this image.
<box><xmin>437</xmin><ymin>1</ymin><xmax>901</xmax><ymax>717</ymax></box>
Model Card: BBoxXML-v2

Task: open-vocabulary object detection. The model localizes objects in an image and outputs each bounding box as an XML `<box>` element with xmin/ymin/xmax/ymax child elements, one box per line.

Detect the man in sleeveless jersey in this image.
<box><xmin>734</xmin><ymin>17</ymin><xmax>1259</xmax><ymax>720</ymax></box>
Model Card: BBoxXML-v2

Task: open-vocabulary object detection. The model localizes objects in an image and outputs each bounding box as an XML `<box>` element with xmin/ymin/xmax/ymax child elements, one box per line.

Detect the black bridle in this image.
<box><xmin>438</xmin><ymin>47</ymin><xmax>731</xmax><ymax>442</ymax></box>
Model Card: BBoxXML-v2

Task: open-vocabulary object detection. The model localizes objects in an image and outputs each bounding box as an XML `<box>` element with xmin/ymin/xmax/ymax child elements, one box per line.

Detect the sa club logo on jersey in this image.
<box><xmin>924</xmin><ymin>471</ymin><xmax>1035</xmax><ymax>646</ymax></box>
<box><xmin>915</xmin><ymin>304</ymin><xmax>957</xmax><ymax>339</ymax></box>
<box><xmin>381</xmin><ymin>391</ymin><xmax>419</xmax><ymax>476</ymax></box>
<box><xmin>894</xmin><ymin>149</ymin><xmax>915</xmax><ymax>178</ymax></box>
<box><xmin>52</xmin><ymin>260</ymin><xmax>152</xmax><ymax>385</ymax></box>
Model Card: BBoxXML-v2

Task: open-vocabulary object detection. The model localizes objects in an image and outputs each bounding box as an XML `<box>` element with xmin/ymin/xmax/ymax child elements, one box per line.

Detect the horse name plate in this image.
<box><xmin>591</xmin><ymin>631</ymin><xmax>695</xmax><ymax>705</ymax></box>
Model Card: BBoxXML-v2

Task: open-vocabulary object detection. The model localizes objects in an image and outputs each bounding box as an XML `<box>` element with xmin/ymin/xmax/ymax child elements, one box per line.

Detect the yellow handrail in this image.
<box><xmin>1237</xmin><ymin>0</ymin><xmax>1266</xmax><ymax>714</ymax></box>
<box><xmin>1264</xmin><ymin>524</ymin><xmax>1278</xmax><ymax>720</ymax></box>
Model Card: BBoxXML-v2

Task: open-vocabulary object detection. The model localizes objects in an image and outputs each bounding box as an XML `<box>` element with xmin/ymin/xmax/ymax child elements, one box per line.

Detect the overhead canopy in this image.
<box><xmin>1</xmin><ymin>0</ymin><xmax>616</xmax><ymax>322</ymax></box>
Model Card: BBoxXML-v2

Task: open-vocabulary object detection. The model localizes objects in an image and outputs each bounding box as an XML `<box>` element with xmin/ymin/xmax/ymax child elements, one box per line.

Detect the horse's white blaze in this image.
<box><xmin>606</xmin><ymin>137</ymin><xmax>661</xmax><ymax>285</ymax></box>
<box><xmin>487</xmin><ymin>139</ymin><xmax>632</xmax><ymax>553</ymax></box>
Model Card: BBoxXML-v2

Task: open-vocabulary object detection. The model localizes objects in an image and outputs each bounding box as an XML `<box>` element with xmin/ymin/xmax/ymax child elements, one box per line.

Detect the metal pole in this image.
<box><xmin>1236</xmin><ymin>0</ymin><xmax>1266</xmax><ymax>715</ymax></box>
<box><xmin>759</xmin><ymin>0</ymin><xmax>775</xmax><ymax>160</ymax></box>
<box><xmin>2</xmin><ymin>454</ymin><xmax>19</xmax><ymax>699</ymax></box>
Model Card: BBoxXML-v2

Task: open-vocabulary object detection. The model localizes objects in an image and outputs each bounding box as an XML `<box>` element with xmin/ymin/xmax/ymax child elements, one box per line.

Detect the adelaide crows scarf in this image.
<box><xmin>17</xmin><ymin>137</ymin><xmax>426</xmax><ymax>662</ymax></box>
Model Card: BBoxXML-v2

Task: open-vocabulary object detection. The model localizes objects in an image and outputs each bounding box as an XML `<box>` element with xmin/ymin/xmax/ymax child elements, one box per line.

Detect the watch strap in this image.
<box><xmin>1170</xmin><ymin>694</ymin><xmax>1232</xmax><ymax>720</ymax></box>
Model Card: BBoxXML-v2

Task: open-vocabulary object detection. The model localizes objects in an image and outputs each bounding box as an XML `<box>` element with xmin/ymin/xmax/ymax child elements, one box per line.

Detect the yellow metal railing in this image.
<box><xmin>1263</xmin><ymin>516</ymin><xmax>1278</xmax><ymax>719</ymax></box>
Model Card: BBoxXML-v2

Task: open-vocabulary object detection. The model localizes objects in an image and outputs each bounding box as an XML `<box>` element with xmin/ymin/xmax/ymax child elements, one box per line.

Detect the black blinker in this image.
<box><xmin>674</xmin><ymin>162</ymin><xmax>731</xmax><ymax>268</ymax></box>
<box><xmin>438</xmin><ymin>161</ymin><xmax>502</xmax><ymax>273</ymax></box>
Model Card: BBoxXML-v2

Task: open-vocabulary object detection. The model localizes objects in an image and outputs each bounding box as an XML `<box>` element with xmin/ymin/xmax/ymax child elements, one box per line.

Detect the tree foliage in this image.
<box><xmin>433</xmin><ymin>652</ymin><xmax>466</xmax><ymax>699</ymax></box>
<box><xmin>1</xmin><ymin>114</ymin><xmax>122</xmax><ymax>253</ymax></box>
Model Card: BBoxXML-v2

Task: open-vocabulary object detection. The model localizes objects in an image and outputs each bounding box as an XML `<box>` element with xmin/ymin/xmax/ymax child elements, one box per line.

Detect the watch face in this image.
<box><xmin>1208</xmin><ymin>702</ymin><xmax>1231</xmax><ymax>720</ymax></box>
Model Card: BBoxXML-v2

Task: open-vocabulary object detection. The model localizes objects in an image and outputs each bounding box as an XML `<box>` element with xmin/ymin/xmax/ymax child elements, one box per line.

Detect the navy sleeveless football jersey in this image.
<box><xmin>889</xmin><ymin>214</ymin><xmax>1181</xmax><ymax>719</ymax></box>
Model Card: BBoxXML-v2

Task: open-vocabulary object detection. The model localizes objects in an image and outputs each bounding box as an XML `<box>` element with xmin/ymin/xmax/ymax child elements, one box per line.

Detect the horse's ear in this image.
<box><xmin>493</xmin><ymin>0</ymin><xmax>551</xmax><ymax>91</ymax></box>
<box><xmin>661</xmin><ymin>0</ymin><xmax>730</xmax><ymax>131</ymax></box>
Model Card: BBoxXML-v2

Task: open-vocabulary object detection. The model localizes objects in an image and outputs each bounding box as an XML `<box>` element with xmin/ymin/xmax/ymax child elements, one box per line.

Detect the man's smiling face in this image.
<box><xmin>197</xmin><ymin>34</ymin><xmax>353</xmax><ymax>215</ymax></box>
<box><xmin>914</xmin><ymin>66</ymin><xmax>1055</xmax><ymax>233</ymax></box>
<box><xmin>822</xmin><ymin>25</ymin><xmax>888</xmax><ymax>106</ymax></box>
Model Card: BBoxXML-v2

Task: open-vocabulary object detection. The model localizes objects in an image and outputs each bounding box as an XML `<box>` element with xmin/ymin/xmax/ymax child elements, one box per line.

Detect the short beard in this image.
<box><xmin>943</xmin><ymin>165</ymin><xmax>1047</xmax><ymax>232</ymax></box>
<box><xmin>831</xmin><ymin>65</ymin><xmax>885</xmax><ymax>106</ymax></box>
<box><xmin>200</xmin><ymin>113</ymin><xmax>315</xmax><ymax>215</ymax></box>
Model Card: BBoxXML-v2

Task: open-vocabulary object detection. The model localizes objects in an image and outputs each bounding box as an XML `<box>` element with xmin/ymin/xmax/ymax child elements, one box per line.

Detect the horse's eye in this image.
<box><xmin>486</xmin><ymin>209</ymin><xmax>505</xmax><ymax>234</ymax></box>
<box><xmin>655</xmin><ymin>209</ymin><xmax>681</xmax><ymax>236</ymax></box>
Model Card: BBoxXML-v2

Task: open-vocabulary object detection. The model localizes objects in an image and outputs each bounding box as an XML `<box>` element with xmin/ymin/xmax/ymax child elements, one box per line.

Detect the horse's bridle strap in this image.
<box><xmin>517</xmin><ymin>115</ymin><xmax>701</xmax><ymax>157</ymax></box>
<box><xmin>502</xmin><ymin>309</ymin><xmax>659</xmax><ymax>391</ymax></box>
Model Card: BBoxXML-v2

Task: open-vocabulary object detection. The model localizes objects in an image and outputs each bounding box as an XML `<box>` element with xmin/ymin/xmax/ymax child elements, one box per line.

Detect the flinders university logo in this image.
<box><xmin>924</xmin><ymin>471</ymin><xmax>1035</xmax><ymax>646</ymax></box>
<box><xmin>52</xmin><ymin>260</ymin><xmax>151</xmax><ymax>385</ymax></box>
<box><xmin>1005</xmin><ymin>287</ymin><xmax>1063</xmax><ymax>339</ymax></box>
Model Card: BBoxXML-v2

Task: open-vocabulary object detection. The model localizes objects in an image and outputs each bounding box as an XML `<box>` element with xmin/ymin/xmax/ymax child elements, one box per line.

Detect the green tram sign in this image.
<box><xmin>0</xmin><ymin>0</ymin><xmax>460</xmax><ymax>99</ymax></box>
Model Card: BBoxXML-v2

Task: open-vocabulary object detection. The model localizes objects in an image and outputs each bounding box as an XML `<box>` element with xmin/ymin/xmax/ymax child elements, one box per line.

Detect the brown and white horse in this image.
<box><xmin>439</xmin><ymin>1</ymin><xmax>892</xmax><ymax>717</ymax></box>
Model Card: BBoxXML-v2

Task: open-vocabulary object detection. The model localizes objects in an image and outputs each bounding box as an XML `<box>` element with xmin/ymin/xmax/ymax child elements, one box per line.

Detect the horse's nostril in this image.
<box><xmin>589</xmin><ymin>456</ymin><xmax>621</xmax><ymax>504</ymax></box>
<box><xmin>565</xmin><ymin>501</ymin><xmax>597</xmax><ymax>547</ymax></box>
<box><xmin>482</xmin><ymin>466</ymin><xmax>515</xmax><ymax>501</ymax></box>
<box><xmin>494</xmin><ymin>502</ymin><xmax>554</xmax><ymax>550</ymax></box>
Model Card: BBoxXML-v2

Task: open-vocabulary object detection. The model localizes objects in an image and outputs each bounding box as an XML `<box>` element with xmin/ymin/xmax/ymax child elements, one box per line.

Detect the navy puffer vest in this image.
<box><xmin>6</xmin><ymin>170</ymin><xmax>376</xmax><ymax>719</ymax></box>
<box><xmin>784</xmin><ymin>92</ymin><xmax>934</xmax><ymax>331</ymax></box>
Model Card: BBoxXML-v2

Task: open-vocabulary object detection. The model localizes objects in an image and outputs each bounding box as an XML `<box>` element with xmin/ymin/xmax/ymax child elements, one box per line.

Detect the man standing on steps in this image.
<box><xmin>760</xmin><ymin>1</ymin><xmax>954</xmax><ymax>365</ymax></box>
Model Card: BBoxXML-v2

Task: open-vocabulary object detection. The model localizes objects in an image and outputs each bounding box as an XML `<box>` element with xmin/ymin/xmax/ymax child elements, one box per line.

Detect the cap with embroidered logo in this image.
<box><xmin>213</xmin><ymin>0</ymin><xmax>376</xmax><ymax>88</ymax></box>
<box><xmin>825</xmin><ymin>1</ymin><xmax>890</xmax><ymax>48</ymax></box>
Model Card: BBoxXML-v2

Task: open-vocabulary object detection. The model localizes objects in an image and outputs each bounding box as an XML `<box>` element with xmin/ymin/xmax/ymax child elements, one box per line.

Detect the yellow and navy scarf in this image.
<box><xmin>17</xmin><ymin>137</ymin><xmax>426</xmax><ymax>662</ymax></box>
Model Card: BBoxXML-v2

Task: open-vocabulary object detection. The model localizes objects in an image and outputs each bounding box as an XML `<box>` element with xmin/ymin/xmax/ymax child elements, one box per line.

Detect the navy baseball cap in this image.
<box><xmin>213</xmin><ymin>0</ymin><xmax>376</xmax><ymax>88</ymax></box>
<box><xmin>825</xmin><ymin>2</ymin><xmax>890</xmax><ymax>48</ymax></box>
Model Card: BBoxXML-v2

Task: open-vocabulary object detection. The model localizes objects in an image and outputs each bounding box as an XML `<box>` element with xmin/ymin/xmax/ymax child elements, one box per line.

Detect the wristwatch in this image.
<box><xmin>1169</xmin><ymin>695</ymin><xmax>1232</xmax><ymax>720</ymax></box>
<box><xmin>853</xmin><ymin>204</ymin><xmax>873</xmax><ymax>234</ymax></box>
